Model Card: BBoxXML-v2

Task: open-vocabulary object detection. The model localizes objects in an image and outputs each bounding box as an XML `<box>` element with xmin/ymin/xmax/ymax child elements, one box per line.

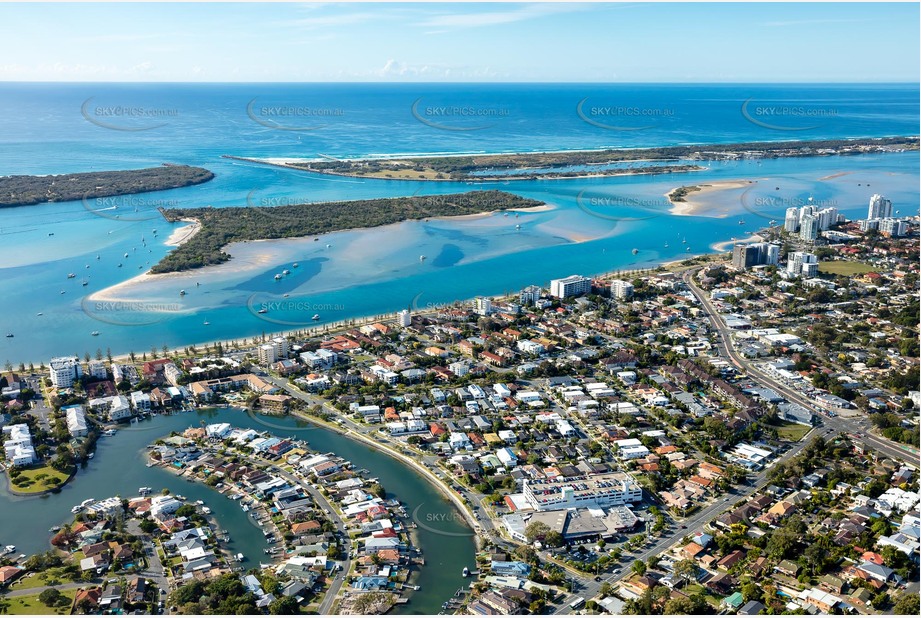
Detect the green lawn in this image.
<box><xmin>818</xmin><ymin>261</ymin><xmax>876</xmax><ymax>276</ymax></box>
<box><xmin>7</xmin><ymin>464</ymin><xmax>71</xmax><ymax>493</ymax></box>
<box><xmin>773</xmin><ymin>421</ymin><xmax>813</xmax><ymax>442</ymax></box>
<box><xmin>12</xmin><ymin>567</ymin><xmax>79</xmax><ymax>590</ymax></box>
<box><xmin>0</xmin><ymin>590</ymin><xmax>75</xmax><ymax>615</ymax></box>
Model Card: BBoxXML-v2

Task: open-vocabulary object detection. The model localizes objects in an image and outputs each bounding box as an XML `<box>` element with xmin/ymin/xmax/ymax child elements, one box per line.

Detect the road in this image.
<box><xmin>2</xmin><ymin>580</ymin><xmax>92</xmax><ymax>598</ymax></box>
<box><xmin>682</xmin><ymin>271</ymin><xmax>917</xmax><ymax>466</ymax></box>
<box><xmin>229</xmin><ymin>446</ymin><xmax>351</xmax><ymax>615</ymax></box>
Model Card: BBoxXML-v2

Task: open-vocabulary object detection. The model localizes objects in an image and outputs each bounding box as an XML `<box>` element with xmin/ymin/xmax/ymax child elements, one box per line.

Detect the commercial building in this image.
<box><xmin>879</xmin><ymin>218</ymin><xmax>907</xmax><ymax>237</ymax></box>
<box><xmin>474</xmin><ymin>297</ymin><xmax>492</xmax><ymax>316</ymax></box>
<box><xmin>784</xmin><ymin>207</ymin><xmax>799</xmax><ymax>233</ymax></box>
<box><xmin>522</xmin><ymin>472</ymin><xmax>643</xmax><ymax>511</ymax></box>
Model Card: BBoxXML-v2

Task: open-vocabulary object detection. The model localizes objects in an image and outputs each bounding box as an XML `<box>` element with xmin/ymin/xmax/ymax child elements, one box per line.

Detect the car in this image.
<box><xmin>594</xmin><ymin>576</ymin><xmax>602</xmax><ymax>582</ymax></box>
<box><xmin>681</xmin><ymin>525</ymin><xmax>687</xmax><ymax>529</ymax></box>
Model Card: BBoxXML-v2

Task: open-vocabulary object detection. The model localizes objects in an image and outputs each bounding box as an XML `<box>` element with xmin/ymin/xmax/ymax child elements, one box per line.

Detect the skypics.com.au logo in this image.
<box><xmin>82</xmin><ymin>194</ymin><xmax>179</xmax><ymax>222</ymax></box>
<box><xmin>411</xmin><ymin>98</ymin><xmax>510</xmax><ymax>132</ymax></box>
<box><xmin>81</xmin><ymin>298</ymin><xmax>184</xmax><ymax>326</ymax></box>
<box><xmin>81</xmin><ymin>97</ymin><xmax>178</xmax><ymax>132</ymax></box>
<box><xmin>576</xmin><ymin>97</ymin><xmax>675</xmax><ymax>131</ymax></box>
<box><xmin>246</xmin><ymin>98</ymin><xmax>344</xmax><ymax>131</ymax></box>
<box><xmin>741</xmin><ymin>98</ymin><xmax>838</xmax><ymax>131</ymax></box>
<box><xmin>575</xmin><ymin>189</ymin><xmax>671</xmax><ymax>223</ymax></box>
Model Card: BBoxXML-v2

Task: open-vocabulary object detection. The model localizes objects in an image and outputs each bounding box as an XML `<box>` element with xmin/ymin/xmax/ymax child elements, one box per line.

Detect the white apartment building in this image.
<box><xmin>49</xmin><ymin>356</ymin><xmax>82</xmax><ymax>388</ymax></box>
<box><xmin>610</xmin><ymin>279</ymin><xmax>634</xmax><ymax>300</ymax></box>
<box><xmin>550</xmin><ymin>275</ymin><xmax>591</xmax><ymax>298</ymax></box>
<box><xmin>786</xmin><ymin>251</ymin><xmax>818</xmax><ymax>277</ymax></box>
<box><xmin>64</xmin><ymin>404</ymin><xmax>89</xmax><ymax>438</ymax></box>
<box><xmin>868</xmin><ymin>194</ymin><xmax>892</xmax><ymax>220</ymax></box>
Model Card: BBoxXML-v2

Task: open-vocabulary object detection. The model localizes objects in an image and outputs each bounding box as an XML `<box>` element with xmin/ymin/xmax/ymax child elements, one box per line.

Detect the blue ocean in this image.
<box><xmin>0</xmin><ymin>83</ymin><xmax>917</xmax><ymax>363</ymax></box>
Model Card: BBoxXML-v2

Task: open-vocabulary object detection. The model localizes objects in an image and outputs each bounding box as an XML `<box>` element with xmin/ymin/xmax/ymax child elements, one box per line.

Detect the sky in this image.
<box><xmin>0</xmin><ymin>2</ymin><xmax>918</xmax><ymax>82</ymax></box>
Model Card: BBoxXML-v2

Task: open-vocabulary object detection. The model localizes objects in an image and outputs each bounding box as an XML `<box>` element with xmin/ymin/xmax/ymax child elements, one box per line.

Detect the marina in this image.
<box><xmin>0</xmin><ymin>407</ymin><xmax>475</xmax><ymax>614</ymax></box>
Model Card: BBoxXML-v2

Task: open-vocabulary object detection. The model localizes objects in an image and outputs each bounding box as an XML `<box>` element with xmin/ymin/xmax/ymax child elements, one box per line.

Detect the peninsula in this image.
<box><xmin>229</xmin><ymin>136</ymin><xmax>918</xmax><ymax>182</ymax></box>
<box><xmin>153</xmin><ymin>190</ymin><xmax>543</xmax><ymax>273</ymax></box>
<box><xmin>0</xmin><ymin>164</ymin><xmax>214</xmax><ymax>207</ymax></box>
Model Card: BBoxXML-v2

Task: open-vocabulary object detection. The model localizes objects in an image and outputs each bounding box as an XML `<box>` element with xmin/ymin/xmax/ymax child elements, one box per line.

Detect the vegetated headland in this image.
<box><xmin>153</xmin><ymin>190</ymin><xmax>543</xmax><ymax>274</ymax></box>
<box><xmin>228</xmin><ymin>136</ymin><xmax>919</xmax><ymax>182</ymax></box>
<box><xmin>0</xmin><ymin>164</ymin><xmax>215</xmax><ymax>207</ymax></box>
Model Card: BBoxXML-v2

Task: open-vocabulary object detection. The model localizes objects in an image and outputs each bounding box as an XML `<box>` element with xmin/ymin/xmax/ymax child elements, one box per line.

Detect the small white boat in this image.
<box><xmin>312</xmin><ymin>314</ymin><xmax>320</xmax><ymax>321</ymax></box>
<box><xmin>179</xmin><ymin>290</ymin><xmax>186</xmax><ymax>296</ymax></box>
<box><xmin>67</xmin><ymin>273</ymin><xmax>76</xmax><ymax>278</ymax></box>
<box><xmin>235</xmin><ymin>553</ymin><xmax>245</xmax><ymax>561</ymax></box>
<box><xmin>87</xmin><ymin>452</ymin><xmax>95</xmax><ymax>459</ymax></box>
<box><xmin>282</xmin><ymin>269</ymin><xmax>290</xmax><ymax>275</ymax></box>
<box><xmin>81</xmin><ymin>499</ymin><xmax>94</xmax><ymax>507</ymax></box>
<box><xmin>202</xmin><ymin>507</ymin><xmax>211</xmax><ymax>514</ymax></box>
<box><xmin>420</xmin><ymin>255</ymin><xmax>426</xmax><ymax>262</ymax></box>
<box><xmin>71</xmin><ymin>506</ymin><xmax>83</xmax><ymax>514</ymax></box>
<box><xmin>91</xmin><ymin>331</ymin><xmax>99</xmax><ymax>336</ymax></box>
<box><xmin>292</xmin><ymin>262</ymin><xmax>299</xmax><ymax>268</ymax></box>
<box><xmin>196</xmin><ymin>500</ymin><xmax>204</xmax><ymax>506</ymax></box>
<box><xmin>274</xmin><ymin>274</ymin><xmax>282</xmax><ymax>280</ymax></box>
<box><xmin>5</xmin><ymin>545</ymin><xmax>16</xmax><ymax>553</ymax></box>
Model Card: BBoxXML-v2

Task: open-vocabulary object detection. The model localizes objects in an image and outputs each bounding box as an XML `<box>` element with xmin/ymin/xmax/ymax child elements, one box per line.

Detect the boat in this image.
<box><xmin>71</xmin><ymin>506</ymin><xmax>83</xmax><ymax>514</ymax></box>
<box><xmin>282</xmin><ymin>293</ymin><xmax>289</xmax><ymax>298</ymax></box>
<box><xmin>179</xmin><ymin>290</ymin><xmax>186</xmax><ymax>296</ymax></box>
<box><xmin>292</xmin><ymin>262</ymin><xmax>299</xmax><ymax>267</ymax></box>
<box><xmin>515</xmin><ymin>224</ymin><xmax>521</xmax><ymax>229</ymax></box>
<box><xmin>257</xmin><ymin>308</ymin><xmax>267</xmax><ymax>314</ymax></box>
<box><xmin>48</xmin><ymin>232</ymin><xmax>54</xmax><ymax>236</ymax></box>
<box><xmin>282</xmin><ymin>269</ymin><xmax>290</xmax><ymax>275</ymax></box>
<box><xmin>235</xmin><ymin>553</ymin><xmax>245</xmax><ymax>561</ymax></box>
<box><xmin>738</xmin><ymin>219</ymin><xmax>745</xmax><ymax>225</ymax></box>
<box><xmin>312</xmin><ymin>314</ymin><xmax>320</xmax><ymax>321</ymax></box>
<box><xmin>4</xmin><ymin>545</ymin><xmax>15</xmax><ymax>553</ymax></box>
<box><xmin>202</xmin><ymin>507</ymin><xmax>211</xmax><ymax>514</ymax></box>
<box><xmin>242</xmin><ymin>504</ymin><xmax>249</xmax><ymax>512</ymax></box>
<box><xmin>96</xmin><ymin>255</ymin><xmax>100</xmax><ymax>260</ymax></box>
<box><xmin>82</xmin><ymin>280</ymin><xmax>89</xmax><ymax>286</ymax></box>
<box><xmin>4</xmin><ymin>333</ymin><xmax>12</xmax><ymax>338</ymax></box>
<box><xmin>117</xmin><ymin>263</ymin><xmax>122</xmax><ymax>268</ymax></box>
<box><xmin>196</xmin><ymin>500</ymin><xmax>204</xmax><ymax>506</ymax></box>
<box><xmin>664</xmin><ymin>242</ymin><xmax>669</xmax><ymax>248</ymax></box>
<box><xmin>203</xmin><ymin>320</ymin><xmax>210</xmax><ymax>325</ymax></box>
<box><xmin>631</xmin><ymin>248</ymin><xmax>639</xmax><ymax>255</ymax></box>
<box><xmin>124</xmin><ymin>252</ymin><xmax>129</xmax><ymax>258</ymax></box>
<box><xmin>325</xmin><ymin>244</ymin><xmax>331</xmax><ymax>248</ymax></box>
<box><xmin>462</xmin><ymin>566</ymin><xmax>470</xmax><ymax>577</ymax></box>
<box><xmin>36</xmin><ymin>312</ymin><xmax>43</xmax><ymax>316</ymax></box>
<box><xmin>49</xmin><ymin>526</ymin><xmax>61</xmax><ymax>533</ymax></box>
<box><xmin>420</xmin><ymin>255</ymin><xmax>426</xmax><ymax>262</ymax></box>
<box><xmin>67</xmin><ymin>273</ymin><xmax>76</xmax><ymax>278</ymax></box>
<box><xmin>138</xmin><ymin>487</ymin><xmax>152</xmax><ymax>494</ymax></box>
<box><xmin>91</xmin><ymin>331</ymin><xmax>99</xmax><ymax>336</ymax></box>
<box><xmin>87</xmin><ymin>452</ymin><xmax>95</xmax><ymax>459</ymax></box>
<box><xmin>103</xmin><ymin>429</ymin><xmax>116</xmax><ymax>436</ymax></box>
<box><xmin>274</xmin><ymin>274</ymin><xmax>282</xmax><ymax>280</ymax></box>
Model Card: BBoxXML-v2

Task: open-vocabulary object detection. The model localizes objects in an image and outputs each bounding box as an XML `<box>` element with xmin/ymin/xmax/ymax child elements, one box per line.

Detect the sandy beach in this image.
<box><xmin>666</xmin><ymin>180</ymin><xmax>756</xmax><ymax>217</ymax></box>
<box><xmin>165</xmin><ymin>218</ymin><xmax>201</xmax><ymax>247</ymax></box>
<box><xmin>710</xmin><ymin>233</ymin><xmax>764</xmax><ymax>253</ymax></box>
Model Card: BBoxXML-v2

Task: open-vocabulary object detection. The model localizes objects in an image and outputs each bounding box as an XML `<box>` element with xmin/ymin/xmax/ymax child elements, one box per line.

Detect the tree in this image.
<box><xmin>268</xmin><ymin>596</ymin><xmax>299</xmax><ymax>614</ymax></box>
<box><xmin>632</xmin><ymin>560</ymin><xmax>647</xmax><ymax>576</ymax></box>
<box><xmin>524</xmin><ymin>521</ymin><xmax>550</xmax><ymax>543</ymax></box>
<box><xmin>39</xmin><ymin>589</ymin><xmax>66</xmax><ymax>607</ymax></box>
<box><xmin>892</xmin><ymin>593</ymin><xmax>920</xmax><ymax>615</ymax></box>
<box><xmin>673</xmin><ymin>558</ymin><xmax>698</xmax><ymax>583</ymax></box>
